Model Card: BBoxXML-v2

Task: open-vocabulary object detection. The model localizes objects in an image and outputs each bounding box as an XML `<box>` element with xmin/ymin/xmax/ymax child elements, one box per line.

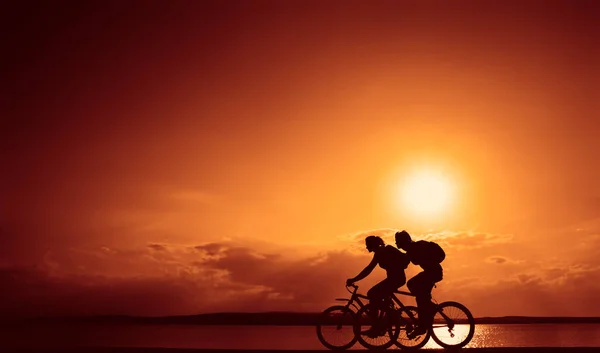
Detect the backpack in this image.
<box><xmin>427</xmin><ymin>241</ymin><xmax>446</xmax><ymax>263</ymax></box>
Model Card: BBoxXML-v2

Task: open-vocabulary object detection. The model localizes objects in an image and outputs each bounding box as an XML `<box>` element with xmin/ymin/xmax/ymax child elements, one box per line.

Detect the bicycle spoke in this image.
<box><xmin>394</xmin><ymin>306</ymin><xmax>430</xmax><ymax>350</ymax></box>
<box><xmin>316</xmin><ymin>306</ymin><xmax>357</xmax><ymax>350</ymax></box>
<box><xmin>355</xmin><ymin>304</ymin><xmax>399</xmax><ymax>350</ymax></box>
<box><xmin>431</xmin><ymin>301</ymin><xmax>475</xmax><ymax>348</ymax></box>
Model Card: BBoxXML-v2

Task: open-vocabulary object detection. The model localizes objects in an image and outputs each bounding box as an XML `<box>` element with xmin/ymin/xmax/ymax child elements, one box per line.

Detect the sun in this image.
<box><xmin>399</xmin><ymin>169</ymin><xmax>455</xmax><ymax>218</ymax></box>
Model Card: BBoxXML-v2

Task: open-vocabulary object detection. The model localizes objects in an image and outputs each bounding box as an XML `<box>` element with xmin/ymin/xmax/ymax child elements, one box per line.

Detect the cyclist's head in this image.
<box><xmin>365</xmin><ymin>235</ymin><xmax>384</xmax><ymax>252</ymax></box>
<box><xmin>394</xmin><ymin>230</ymin><xmax>412</xmax><ymax>250</ymax></box>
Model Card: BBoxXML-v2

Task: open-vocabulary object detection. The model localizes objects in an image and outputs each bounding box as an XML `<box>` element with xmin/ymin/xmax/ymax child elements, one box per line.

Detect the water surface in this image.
<box><xmin>2</xmin><ymin>323</ymin><xmax>599</xmax><ymax>349</ymax></box>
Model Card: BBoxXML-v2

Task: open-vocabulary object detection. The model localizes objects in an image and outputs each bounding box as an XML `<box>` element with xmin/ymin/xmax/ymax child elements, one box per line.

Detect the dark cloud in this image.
<box><xmin>443</xmin><ymin>263</ymin><xmax>600</xmax><ymax>317</ymax></box>
<box><xmin>195</xmin><ymin>242</ymin><xmax>228</xmax><ymax>256</ymax></box>
<box><xmin>487</xmin><ymin>256</ymin><xmax>508</xmax><ymax>264</ymax></box>
<box><xmin>148</xmin><ymin>244</ymin><xmax>167</xmax><ymax>251</ymax></box>
<box><xmin>0</xmin><ymin>266</ymin><xmax>197</xmax><ymax>317</ymax></box>
<box><xmin>1</xmin><ymin>237</ymin><xmax>599</xmax><ymax>317</ymax></box>
<box><xmin>197</xmin><ymin>244</ymin><xmax>367</xmax><ymax>310</ymax></box>
<box><xmin>484</xmin><ymin>255</ymin><xmax>524</xmax><ymax>265</ymax></box>
<box><xmin>0</xmin><ymin>242</ymin><xmax>372</xmax><ymax>317</ymax></box>
<box><xmin>517</xmin><ymin>273</ymin><xmax>542</xmax><ymax>285</ymax></box>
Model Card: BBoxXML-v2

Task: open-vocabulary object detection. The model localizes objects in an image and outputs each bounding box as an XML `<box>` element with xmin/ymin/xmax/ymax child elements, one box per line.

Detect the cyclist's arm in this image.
<box><xmin>350</xmin><ymin>257</ymin><xmax>377</xmax><ymax>282</ymax></box>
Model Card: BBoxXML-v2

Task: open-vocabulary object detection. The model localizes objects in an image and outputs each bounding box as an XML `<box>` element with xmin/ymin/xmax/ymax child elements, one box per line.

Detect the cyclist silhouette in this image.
<box><xmin>395</xmin><ymin>230</ymin><xmax>445</xmax><ymax>338</ymax></box>
<box><xmin>346</xmin><ymin>235</ymin><xmax>410</xmax><ymax>337</ymax></box>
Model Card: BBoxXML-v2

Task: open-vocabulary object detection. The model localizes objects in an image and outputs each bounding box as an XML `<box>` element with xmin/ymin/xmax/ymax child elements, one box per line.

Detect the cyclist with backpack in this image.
<box><xmin>346</xmin><ymin>235</ymin><xmax>410</xmax><ymax>337</ymax></box>
<box><xmin>394</xmin><ymin>230</ymin><xmax>446</xmax><ymax>338</ymax></box>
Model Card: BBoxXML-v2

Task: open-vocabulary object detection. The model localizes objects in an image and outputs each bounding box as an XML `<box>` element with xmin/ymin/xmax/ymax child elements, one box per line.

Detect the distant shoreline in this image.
<box><xmin>5</xmin><ymin>312</ymin><xmax>600</xmax><ymax>325</ymax></box>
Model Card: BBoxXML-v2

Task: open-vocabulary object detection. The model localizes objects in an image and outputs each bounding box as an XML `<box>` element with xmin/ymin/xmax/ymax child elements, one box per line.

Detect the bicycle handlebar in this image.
<box><xmin>345</xmin><ymin>283</ymin><xmax>358</xmax><ymax>293</ymax></box>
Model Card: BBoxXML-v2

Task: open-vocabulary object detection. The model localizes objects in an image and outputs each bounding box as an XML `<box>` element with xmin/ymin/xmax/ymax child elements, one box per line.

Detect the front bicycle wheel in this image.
<box><xmin>355</xmin><ymin>303</ymin><xmax>400</xmax><ymax>350</ymax></box>
<box><xmin>430</xmin><ymin>301</ymin><xmax>475</xmax><ymax>348</ymax></box>
<box><xmin>394</xmin><ymin>305</ymin><xmax>431</xmax><ymax>350</ymax></box>
<box><xmin>316</xmin><ymin>305</ymin><xmax>357</xmax><ymax>350</ymax></box>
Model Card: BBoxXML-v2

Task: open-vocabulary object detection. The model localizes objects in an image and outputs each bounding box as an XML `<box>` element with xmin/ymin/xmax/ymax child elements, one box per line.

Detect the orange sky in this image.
<box><xmin>3</xmin><ymin>0</ymin><xmax>600</xmax><ymax>317</ymax></box>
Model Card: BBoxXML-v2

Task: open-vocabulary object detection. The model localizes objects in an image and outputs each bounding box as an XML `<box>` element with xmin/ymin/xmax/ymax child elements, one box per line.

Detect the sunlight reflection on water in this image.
<box><xmin>426</xmin><ymin>324</ymin><xmax>474</xmax><ymax>349</ymax></box>
<box><xmin>415</xmin><ymin>324</ymin><xmax>600</xmax><ymax>349</ymax></box>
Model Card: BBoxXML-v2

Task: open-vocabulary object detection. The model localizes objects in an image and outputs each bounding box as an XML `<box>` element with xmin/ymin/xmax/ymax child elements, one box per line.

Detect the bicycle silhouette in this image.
<box><xmin>316</xmin><ymin>283</ymin><xmax>475</xmax><ymax>350</ymax></box>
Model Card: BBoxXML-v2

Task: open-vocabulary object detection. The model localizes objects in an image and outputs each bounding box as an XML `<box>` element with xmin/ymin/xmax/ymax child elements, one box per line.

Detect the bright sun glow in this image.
<box><xmin>400</xmin><ymin>169</ymin><xmax>455</xmax><ymax>218</ymax></box>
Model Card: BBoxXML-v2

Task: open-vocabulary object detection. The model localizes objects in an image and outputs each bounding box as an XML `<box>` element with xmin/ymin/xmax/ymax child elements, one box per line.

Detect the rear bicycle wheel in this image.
<box><xmin>316</xmin><ymin>305</ymin><xmax>357</xmax><ymax>350</ymax></box>
<box><xmin>430</xmin><ymin>301</ymin><xmax>475</xmax><ymax>348</ymax></box>
<box><xmin>354</xmin><ymin>303</ymin><xmax>400</xmax><ymax>350</ymax></box>
<box><xmin>394</xmin><ymin>305</ymin><xmax>431</xmax><ymax>350</ymax></box>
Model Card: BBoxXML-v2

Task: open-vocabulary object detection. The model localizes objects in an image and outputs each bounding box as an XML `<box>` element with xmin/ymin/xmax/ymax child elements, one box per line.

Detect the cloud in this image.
<box><xmin>485</xmin><ymin>256</ymin><xmax>524</xmax><ymax>265</ymax></box>
<box><xmin>425</xmin><ymin>230</ymin><xmax>514</xmax><ymax>249</ymax></box>
<box><xmin>0</xmin><ymin>241</ymin><xmax>374</xmax><ymax>317</ymax></box>
<box><xmin>487</xmin><ymin>256</ymin><xmax>508</xmax><ymax>264</ymax></box>
<box><xmin>195</xmin><ymin>244</ymin><xmax>369</xmax><ymax>310</ymax></box>
<box><xmin>0</xmin><ymin>265</ymin><xmax>257</xmax><ymax>318</ymax></box>
<box><xmin>148</xmin><ymin>243</ymin><xmax>167</xmax><ymax>251</ymax></box>
<box><xmin>2</xmin><ymin>232</ymin><xmax>600</xmax><ymax>318</ymax></box>
<box><xmin>337</xmin><ymin>228</ymin><xmax>399</xmax><ymax>253</ymax></box>
<box><xmin>195</xmin><ymin>242</ymin><xmax>228</xmax><ymax>257</ymax></box>
<box><xmin>439</xmin><ymin>262</ymin><xmax>600</xmax><ymax>317</ymax></box>
<box><xmin>340</xmin><ymin>228</ymin><xmax>515</xmax><ymax>251</ymax></box>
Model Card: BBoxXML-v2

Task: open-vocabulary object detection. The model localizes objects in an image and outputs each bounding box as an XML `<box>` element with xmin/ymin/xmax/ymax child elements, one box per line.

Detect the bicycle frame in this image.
<box><xmin>334</xmin><ymin>285</ymin><xmax>370</xmax><ymax>313</ymax></box>
<box><xmin>391</xmin><ymin>289</ymin><xmax>414</xmax><ymax>310</ymax></box>
<box><xmin>336</xmin><ymin>285</ymin><xmax>418</xmax><ymax>321</ymax></box>
<box><xmin>337</xmin><ymin>285</ymin><xmax>453</xmax><ymax>329</ymax></box>
<box><xmin>396</xmin><ymin>290</ymin><xmax>458</xmax><ymax>333</ymax></box>
<box><xmin>391</xmin><ymin>289</ymin><xmax>419</xmax><ymax>324</ymax></box>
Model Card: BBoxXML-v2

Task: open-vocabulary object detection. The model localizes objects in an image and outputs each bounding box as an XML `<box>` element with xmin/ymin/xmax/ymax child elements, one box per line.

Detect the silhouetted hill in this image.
<box><xmin>13</xmin><ymin>312</ymin><xmax>600</xmax><ymax>326</ymax></box>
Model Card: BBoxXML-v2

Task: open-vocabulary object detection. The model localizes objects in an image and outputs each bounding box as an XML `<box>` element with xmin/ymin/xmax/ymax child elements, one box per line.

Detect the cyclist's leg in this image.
<box><xmin>367</xmin><ymin>280</ymin><xmax>389</xmax><ymax>330</ymax></box>
<box><xmin>367</xmin><ymin>277</ymin><xmax>403</xmax><ymax>337</ymax></box>
<box><xmin>407</xmin><ymin>271</ymin><xmax>435</xmax><ymax>332</ymax></box>
<box><xmin>406</xmin><ymin>271</ymin><xmax>422</xmax><ymax>295</ymax></box>
<box><xmin>423</xmin><ymin>265</ymin><xmax>443</xmax><ymax>327</ymax></box>
<box><xmin>389</xmin><ymin>273</ymin><xmax>406</xmax><ymax>303</ymax></box>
